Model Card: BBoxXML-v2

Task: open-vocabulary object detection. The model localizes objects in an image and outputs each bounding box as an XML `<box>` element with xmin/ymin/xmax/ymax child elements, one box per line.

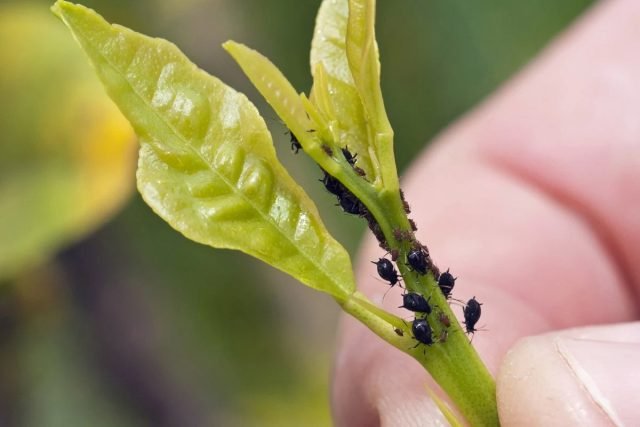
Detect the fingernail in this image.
<box><xmin>556</xmin><ymin>337</ymin><xmax>640</xmax><ymax>426</ymax></box>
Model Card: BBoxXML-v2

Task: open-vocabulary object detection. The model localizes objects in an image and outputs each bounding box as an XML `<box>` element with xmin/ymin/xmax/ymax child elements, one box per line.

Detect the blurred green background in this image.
<box><xmin>0</xmin><ymin>0</ymin><xmax>593</xmax><ymax>425</ymax></box>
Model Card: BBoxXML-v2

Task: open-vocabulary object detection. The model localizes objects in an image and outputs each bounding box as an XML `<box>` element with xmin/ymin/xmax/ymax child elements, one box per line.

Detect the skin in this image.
<box><xmin>332</xmin><ymin>1</ymin><xmax>640</xmax><ymax>425</ymax></box>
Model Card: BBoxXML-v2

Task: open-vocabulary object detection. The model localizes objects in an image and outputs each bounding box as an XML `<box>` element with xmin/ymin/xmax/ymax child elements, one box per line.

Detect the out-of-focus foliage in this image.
<box><xmin>0</xmin><ymin>3</ymin><xmax>135</xmax><ymax>282</ymax></box>
<box><xmin>0</xmin><ymin>0</ymin><xmax>593</xmax><ymax>426</ymax></box>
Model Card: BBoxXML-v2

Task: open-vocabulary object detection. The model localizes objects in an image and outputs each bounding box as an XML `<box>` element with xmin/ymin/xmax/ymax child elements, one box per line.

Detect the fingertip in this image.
<box><xmin>498</xmin><ymin>323</ymin><xmax>640</xmax><ymax>426</ymax></box>
<box><xmin>332</xmin><ymin>316</ymin><xmax>450</xmax><ymax>427</ymax></box>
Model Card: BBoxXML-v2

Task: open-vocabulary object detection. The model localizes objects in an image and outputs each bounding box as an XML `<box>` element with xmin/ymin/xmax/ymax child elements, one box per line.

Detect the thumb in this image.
<box><xmin>497</xmin><ymin>322</ymin><xmax>640</xmax><ymax>426</ymax></box>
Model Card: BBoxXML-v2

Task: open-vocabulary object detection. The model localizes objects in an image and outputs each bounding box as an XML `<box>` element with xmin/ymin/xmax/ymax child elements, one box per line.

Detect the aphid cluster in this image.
<box><xmin>368</xmin><ymin>253</ymin><xmax>442</xmax><ymax>350</ymax></box>
<box><xmin>369</xmin><ymin>255</ymin><xmax>432</xmax><ymax>349</ymax></box>
<box><xmin>282</xmin><ymin>133</ymin><xmax>390</xmax><ymax>253</ymax></box>
<box><xmin>408</xmin><ymin>290</ymin><xmax>484</xmax><ymax>350</ymax></box>
<box><xmin>371</xmin><ymin>256</ymin><xmax>483</xmax><ymax>349</ymax></box>
<box><xmin>281</xmin><ymin>136</ymin><xmax>486</xmax><ymax>348</ymax></box>
<box><xmin>318</xmin><ymin>146</ymin><xmax>392</xmax><ymax>254</ymax></box>
<box><xmin>319</xmin><ymin>147</ymin><xmax>368</xmax><ymax>217</ymax></box>
<box><xmin>390</xmin><ymin>226</ymin><xmax>439</xmax><ymax>279</ymax></box>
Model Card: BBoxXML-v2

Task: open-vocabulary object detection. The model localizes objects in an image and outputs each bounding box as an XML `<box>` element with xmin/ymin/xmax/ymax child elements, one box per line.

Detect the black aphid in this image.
<box><xmin>337</xmin><ymin>192</ymin><xmax>365</xmax><ymax>215</ymax></box>
<box><xmin>341</xmin><ymin>147</ymin><xmax>366</xmax><ymax>176</ymax></box>
<box><xmin>394</xmin><ymin>327</ymin><xmax>404</xmax><ymax>337</ymax></box>
<box><xmin>463</xmin><ymin>297</ymin><xmax>483</xmax><ymax>335</ymax></box>
<box><xmin>438</xmin><ymin>269</ymin><xmax>456</xmax><ymax>299</ymax></box>
<box><xmin>371</xmin><ymin>258</ymin><xmax>399</xmax><ymax>286</ymax></box>
<box><xmin>286</xmin><ymin>130</ymin><xmax>302</xmax><ymax>153</ymax></box>
<box><xmin>407</xmin><ymin>247</ymin><xmax>429</xmax><ymax>274</ymax></box>
<box><xmin>400</xmin><ymin>293</ymin><xmax>431</xmax><ymax>314</ymax></box>
<box><xmin>320</xmin><ymin>171</ymin><xmax>344</xmax><ymax>196</ymax></box>
<box><xmin>341</xmin><ymin>147</ymin><xmax>357</xmax><ymax>166</ymax></box>
<box><xmin>320</xmin><ymin>167</ymin><xmax>367</xmax><ymax>216</ymax></box>
<box><xmin>412</xmin><ymin>318</ymin><xmax>434</xmax><ymax>347</ymax></box>
<box><xmin>409</xmin><ymin>218</ymin><xmax>418</xmax><ymax>231</ymax></box>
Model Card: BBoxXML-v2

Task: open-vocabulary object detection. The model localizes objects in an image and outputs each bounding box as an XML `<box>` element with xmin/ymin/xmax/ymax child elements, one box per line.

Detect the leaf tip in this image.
<box><xmin>51</xmin><ymin>1</ymin><xmax>102</xmax><ymax>28</ymax></box>
<box><xmin>50</xmin><ymin>0</ymin><xmax>78</xmax><ymax>18</ymax></box>
<box><xmin>222</xmin><ymin>40</ymin><xmax>245</xmax><ymax>57</ymax></box>
<box><xmin>50</xmin><ymin>0</ymin><xmax>64</xmax><ymax>18</ymax></box>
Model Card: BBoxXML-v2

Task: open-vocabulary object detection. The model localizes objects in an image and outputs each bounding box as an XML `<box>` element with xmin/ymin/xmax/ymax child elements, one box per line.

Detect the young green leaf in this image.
<box><xmin>310</xmin><ymin>0</ymin><xmax>377</xmax><ymax>183</ymax></box>
<box><xmin>345</xmin><ymin>0</ymin><xmax>398</xmax><ymax>191</ymax></box>
<box><xmin>52</xmin><ymin>0</ymin><xmax>356</xmax><ymax>301</ymax></box>
<box><xmin>311</xmin><ymin>0</ymin><xmax>353</xmax><ymax>86</ymax></box>
<box><xmin>223</xmin><ymin>41</ymin><xmax>342</xmax><ymax>178</ymax></box>
<box><xmin>222</xmin><ymin>41</ymin><xmax>317</xmax><ymax>154</ymax></box>
<box><xmin>345</xmin><ymin>0</ymin><xmax>384</xmax><ymax>129</ymax></box>
<box><xmin>310</xmin><ymin>61</ymin><xmax>375</xmax><ymax>183</ymax></box>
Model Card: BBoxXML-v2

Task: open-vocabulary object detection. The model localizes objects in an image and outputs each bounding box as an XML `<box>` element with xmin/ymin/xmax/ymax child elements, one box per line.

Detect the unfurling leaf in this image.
<box><xmin>223</xmin><ymin>41</ymin><xmax>346</xmax><ymax>181</ymax></box>
<box><xmin>52</xmin><ymin>1</ymin><xmax>356</xmax><ymax>300</ymax></box>
<box><xmin>222</xmin><ymin>41</ymin><xmax>317</xmax><ymax>155</ymax></box>
<box><xmin>310</xmin><ymin>0</ymin><xmax>376</xmax><ymax>182</ymax></box>
<box><xmin>312</xmin><ymin>0</ymin><xmax>398</xmax><ymax>192</ymax></box>
<box><xmin>346</xmin><ymin>0</ymin><xmax>398</xmax><ymax>192</ymax></box>
<box><xmin>345</xmin><ymin>0</ymin><xmax>386</xmax><ymax>130</ymax></box>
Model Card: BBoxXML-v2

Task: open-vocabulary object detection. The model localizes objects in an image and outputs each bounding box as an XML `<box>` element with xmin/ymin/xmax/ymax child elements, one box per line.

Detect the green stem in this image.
<box><xmin>327</xmin><ymin>162</ymin><xmax>498</xmax><ymax>425</ymax></box>
<box><xmin>341</xmin><ymin>291</ymin><xmax>498</xmax><ymax>427</ymax></box>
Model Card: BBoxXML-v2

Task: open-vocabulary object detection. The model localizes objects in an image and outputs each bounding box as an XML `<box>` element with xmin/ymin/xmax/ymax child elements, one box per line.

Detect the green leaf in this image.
<box><xmin>52</xmin><ymin>1</ymin><xmax>356</xmax><ymax>301</ymax></box>
<box><xmin>0</xmin><ymin>4</ymin><xmax>135</xmax><ymax>282</ymax></box>
<box><xmin>345</xmin><ymin>0</ymin><xmax>398</xmax><ymax>190</ymax></box>
<box><xmin>345</xmin><ymin>0</ymin><xmax>385</xmax><ymax>129</ymax></box>
<box><xmin>223</xmin><ymin>41</ymin><xmax>341</xmax><ymax>178</ymax></box>
<box><xmin>310</xmin><ymin>0</ymin><xmax>353</xmax><ymax>86</ymax></box>
<box><xmin>222</xmin><ymin>41</ymin><xmax>315</xmax><ymax>154</ymax></box>
<box><xmin>310</xmin><ymin>0</ymin><xmax>378</xmax><ymax>184</ymax></box>
<box><xmin>310</xmin><ymin>0</ymin><xmax>355</xmax><ymax>88</ymax></box>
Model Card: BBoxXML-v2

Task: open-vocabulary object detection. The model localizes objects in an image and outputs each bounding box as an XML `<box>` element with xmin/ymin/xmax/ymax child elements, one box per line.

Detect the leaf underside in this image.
<box><xmin>52</xmin><ymin>0</ymin><xmax>356</xmax><ymax>300</ymax></box>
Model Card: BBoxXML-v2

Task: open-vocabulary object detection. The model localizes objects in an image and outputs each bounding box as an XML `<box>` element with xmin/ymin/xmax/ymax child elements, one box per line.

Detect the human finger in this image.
<box><xmin>497</xmin><ymin>322</ymin><xmax>640</xmax><ymax>426</ymax></box>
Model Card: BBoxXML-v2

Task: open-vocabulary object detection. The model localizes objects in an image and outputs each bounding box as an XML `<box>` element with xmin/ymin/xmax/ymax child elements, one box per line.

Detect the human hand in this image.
<box><xmin>332</xmin><ymin>1</ymin><xmax>640</xmax><ymax>425</ymax></box>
